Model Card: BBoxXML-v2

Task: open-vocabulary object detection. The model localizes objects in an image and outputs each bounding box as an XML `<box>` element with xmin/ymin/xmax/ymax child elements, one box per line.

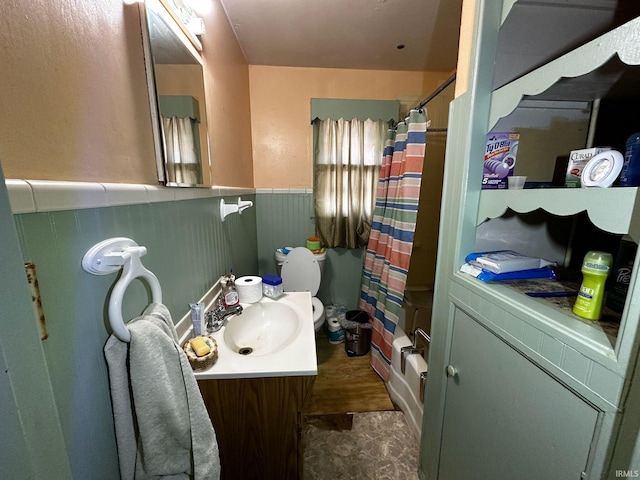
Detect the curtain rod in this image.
<box><xmin>415</xmin><ymin>72</ymin><xmax>456</xmax><ymax>111</ymax></box>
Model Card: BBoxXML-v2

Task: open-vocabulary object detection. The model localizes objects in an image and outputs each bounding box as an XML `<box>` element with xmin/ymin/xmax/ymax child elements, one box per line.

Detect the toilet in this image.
<box><xmin>277</xmin><ymin>247</ymin><xmax>326</xmax><ymax>331</ymax></box>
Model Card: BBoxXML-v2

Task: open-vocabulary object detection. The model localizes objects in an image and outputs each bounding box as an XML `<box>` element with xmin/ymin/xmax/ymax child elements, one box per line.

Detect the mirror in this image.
<box><xmin>140</xmin><ymin>0</ymin><xmax>210</xmax><ymax>187</ymax></box>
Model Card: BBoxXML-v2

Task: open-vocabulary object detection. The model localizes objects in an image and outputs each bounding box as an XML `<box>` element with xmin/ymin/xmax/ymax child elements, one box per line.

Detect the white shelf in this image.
<box><xmin>477</xmin><ymin>187</ymin><xmax>640</xmax><ymax>241</ymax></box>
<box><xmin>489</xmin><ymin>15</ymin><xmax>640</xmax><ymax>129</ymax></box>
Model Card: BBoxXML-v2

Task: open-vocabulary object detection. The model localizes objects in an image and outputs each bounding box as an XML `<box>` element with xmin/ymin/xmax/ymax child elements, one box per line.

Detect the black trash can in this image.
<box><xmin>343</xmin><ymin>310</ymin><xmax>372</xmax><ymax>357</ymax></box>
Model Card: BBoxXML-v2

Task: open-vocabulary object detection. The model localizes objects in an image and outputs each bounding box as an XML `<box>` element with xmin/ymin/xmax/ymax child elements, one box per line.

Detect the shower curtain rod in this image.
<box><xmin>414</xmin><ymin>72</ymin><xmax>456</xmax><ymax>111</ymax></box>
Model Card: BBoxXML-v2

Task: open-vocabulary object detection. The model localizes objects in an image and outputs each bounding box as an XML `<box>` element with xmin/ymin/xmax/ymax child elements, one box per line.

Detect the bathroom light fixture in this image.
<box><xmin>183</xmin><ymin>0</ymin><xmax>213</xmax><ymax>14</ymax></box>
<box><xmin>170</xmin><ymin>0</ymin><xmax>209</xmax><ymax>35</ymax></box>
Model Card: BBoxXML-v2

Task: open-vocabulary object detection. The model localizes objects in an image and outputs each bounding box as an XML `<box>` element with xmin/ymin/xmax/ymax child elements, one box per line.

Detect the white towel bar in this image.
<box><xmin>220</xmin><ymin>197</ymin><xmax>253</xmax><ymax>221</ymax></box>
<box><xmin>82</xmin><ymin>237</ymin><xmax>162</xmax><ymax>342</ymax></box>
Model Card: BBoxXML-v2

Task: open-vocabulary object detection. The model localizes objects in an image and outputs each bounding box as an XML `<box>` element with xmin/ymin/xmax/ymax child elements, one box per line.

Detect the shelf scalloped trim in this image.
<box><xmin>477</xmin><ymin>188</ymin><xmax>640</xmax><ymax>242</ymax></box>
<box><xmin>489</xmin><ymin>16</ymin><xmax>640</xmax><ymax>129</ymax></box>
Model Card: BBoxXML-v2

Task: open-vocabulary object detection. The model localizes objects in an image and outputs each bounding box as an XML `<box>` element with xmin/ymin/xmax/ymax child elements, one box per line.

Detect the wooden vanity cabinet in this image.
<box><xmin>198</xmin><ymin>375</ymin><xmax>316</xmax><ymax>480</ymax></box>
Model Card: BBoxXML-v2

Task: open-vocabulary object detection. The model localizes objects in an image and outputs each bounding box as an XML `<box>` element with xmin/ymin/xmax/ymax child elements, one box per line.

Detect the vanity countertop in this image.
<box><xmin>179</xmin><ymin>291</ymin><xmax>318</xmax><ymax>380</ymax></box>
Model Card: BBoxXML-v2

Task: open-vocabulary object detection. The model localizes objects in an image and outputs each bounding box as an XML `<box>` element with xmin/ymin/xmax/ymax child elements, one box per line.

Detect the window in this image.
<box><xmin>313</xmin><ymin>117</ymin><xmax>387</xmax><ymax>248</ymax></box>
<box><xmin>311</xmin><ymin>99</ymin><xmax>399</xmax><ymax>249</ymax></box>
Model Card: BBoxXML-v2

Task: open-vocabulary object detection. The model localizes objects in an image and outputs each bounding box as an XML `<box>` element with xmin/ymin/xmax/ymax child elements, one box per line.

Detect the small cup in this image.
<box><xmin>508</xmin><ymin>175</ymin><xmax>527</xmax><ymax>189</ymax></box>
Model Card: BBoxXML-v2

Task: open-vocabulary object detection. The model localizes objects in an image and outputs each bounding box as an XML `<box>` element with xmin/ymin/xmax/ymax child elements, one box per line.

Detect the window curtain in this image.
<box><xmin>313</xmin><ymin>118</ymin><xmax>387</xmax><ymax>248</ymax></box>
<box><xmin>358</xmin><ymin>109</ymin><xmax>428</xmax><ymax>381</ymax></box>
<box><xmin>162</xmin><ymin>116</ymin><xmax>201</xmax><ymax>186</ymax></box>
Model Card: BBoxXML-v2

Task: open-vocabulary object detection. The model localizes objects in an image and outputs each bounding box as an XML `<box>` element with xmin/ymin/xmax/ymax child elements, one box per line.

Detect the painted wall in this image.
<box><xmin>0</xmin><ymin>0</ymin><xmax>253</xmax><ymax>188</ymax></box>
<box><xmin>201</xmin><ymin>0</ymin><xmax>255</xmax><ymax>187</ymax></box>
<box><xmin>455</xmin><ymin>0</ymin><xmax>476</xmax><ymax>97</ymax></box>
<box><xmin>248</xmin><ymin>67</ymin><xmax>454</xmax><ymax>308</ymax></box>
<box><xmin>255</xmin><ymin>190</ymin><xmax>365</xmax><ymax>309</ymax></box>
<box><xmin>248</xmin><ymin>65</ymin><xmax>453</xmax><ymax>188</ymax></box>
<box><xmin>0</xmin><ymin>0</ymin><xmax>256</xmax><ymax>477</ymax></box>
<box><xmin>407</xmin><ymin>80</ymin><xmax>456</xmax><ymax>290</ymax></box>
<box><xmin>0</xmin><ymin>0</ymin><xmax>156</xmax><ymax>183</ymax></box>
<box><xmin>13</xmin><ymin>194</ymin><xmax>257</xmax><ymax>478</ymax></box>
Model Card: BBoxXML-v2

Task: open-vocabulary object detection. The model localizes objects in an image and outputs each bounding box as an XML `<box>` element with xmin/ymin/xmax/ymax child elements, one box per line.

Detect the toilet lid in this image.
<box><xmin>281</xmin><ymin>247</ymin><xmax>321</xmax><ymax>295</ymax></box>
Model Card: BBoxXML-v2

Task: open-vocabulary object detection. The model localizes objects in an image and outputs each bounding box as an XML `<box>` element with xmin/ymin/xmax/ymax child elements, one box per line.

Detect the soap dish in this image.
<box><xmin>182</xmin><ymin>335</ymin><xmax>218</xmax><ymax>371</ymax></box>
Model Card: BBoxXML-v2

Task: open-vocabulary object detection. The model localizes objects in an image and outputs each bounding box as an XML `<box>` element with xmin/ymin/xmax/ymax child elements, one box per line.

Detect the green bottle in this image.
<box><xmin>573</xmin><ymin>251</ymin><xmax>613</xmax><ymax>321</ymax></box>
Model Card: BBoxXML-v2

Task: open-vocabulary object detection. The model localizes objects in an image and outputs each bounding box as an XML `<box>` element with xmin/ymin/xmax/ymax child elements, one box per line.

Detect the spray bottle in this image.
<box><xmin>572</xmin><ymin>251</ymin><xmax>613</xmax><ymax>321</ymax></box>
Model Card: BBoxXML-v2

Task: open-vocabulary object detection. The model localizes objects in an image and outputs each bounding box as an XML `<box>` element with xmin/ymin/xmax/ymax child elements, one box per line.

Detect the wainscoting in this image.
<box><xmin>12</xmin><ymin>191</ymin><xmax>257</xmax><ymax>479</ymax></box>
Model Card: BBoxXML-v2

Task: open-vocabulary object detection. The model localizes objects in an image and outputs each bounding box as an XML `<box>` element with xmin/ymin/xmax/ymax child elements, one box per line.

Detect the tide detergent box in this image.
<box><xmin>483</xmin><ymin>132</ymin><xmax>520</xmax><ymax>189</ymax></box>
<box><xmin>564</xmin><ymin>147</ymin><xmax>611</xmax><ymax>188</ymax></box>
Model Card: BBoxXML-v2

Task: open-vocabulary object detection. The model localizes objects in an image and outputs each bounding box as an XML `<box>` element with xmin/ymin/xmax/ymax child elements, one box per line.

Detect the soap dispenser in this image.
<box><xmin>222</xmin><ymin>275</ymin><xmax>240</xmax><ymax>308</ymax></box>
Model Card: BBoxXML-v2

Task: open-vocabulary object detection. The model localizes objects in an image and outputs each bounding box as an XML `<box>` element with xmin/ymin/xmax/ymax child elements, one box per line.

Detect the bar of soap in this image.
<box><xmin>190</xmin><ymin>336</ymin><xmax>211</xmax><ymax>357</ymax></box>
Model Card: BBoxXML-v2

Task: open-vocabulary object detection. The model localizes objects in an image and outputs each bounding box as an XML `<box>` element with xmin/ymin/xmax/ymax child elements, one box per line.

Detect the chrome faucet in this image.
<box><xmin>205</xmin><ymin>299</ymin><xmax>243</xmax><ymax>333</ymax></box>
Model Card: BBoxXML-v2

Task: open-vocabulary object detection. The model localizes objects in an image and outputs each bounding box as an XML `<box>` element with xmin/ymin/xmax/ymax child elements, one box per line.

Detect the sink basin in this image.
<box><xmin>186</xmin><ymin>291</ymin><xmax>318</xmax><ymax>380</ymax></box>
<box><xmin>223</xmin><ymin>302</ymin><xmax>301</xmax><ymax>356</ymax></box>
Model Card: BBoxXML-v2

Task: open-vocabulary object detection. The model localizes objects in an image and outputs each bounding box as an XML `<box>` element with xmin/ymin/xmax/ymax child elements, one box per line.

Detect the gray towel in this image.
<box><xmin>104</xmin><ymin>303</ymin><xmax>220</xmax><ymax>480</ymax></box>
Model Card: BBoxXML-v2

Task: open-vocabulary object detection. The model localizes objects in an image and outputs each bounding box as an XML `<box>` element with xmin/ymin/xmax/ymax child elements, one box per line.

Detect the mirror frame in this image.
<box><xmin>139</xmin><ymin>0</ymin><xmax>210</xmax><ymax>187</ymax></box>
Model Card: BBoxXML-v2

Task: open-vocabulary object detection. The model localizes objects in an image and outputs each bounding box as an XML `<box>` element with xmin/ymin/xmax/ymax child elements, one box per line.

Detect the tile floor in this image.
<box><xmin>303</xmin><ymin>334</ymin><xmax>420</xmax><ymax>479</ymax></box>
<box><xmin>303</xmin><ymin>411</ymin><xmax>420</xmax><ymax>480</ymax></box>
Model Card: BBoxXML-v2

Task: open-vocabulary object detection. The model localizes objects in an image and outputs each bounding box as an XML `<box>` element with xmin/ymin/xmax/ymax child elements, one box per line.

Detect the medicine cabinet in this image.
<box><xmin>140</xmin><ymin>0</ymin><xmax>211</xmax><ymax>187</ymax></box>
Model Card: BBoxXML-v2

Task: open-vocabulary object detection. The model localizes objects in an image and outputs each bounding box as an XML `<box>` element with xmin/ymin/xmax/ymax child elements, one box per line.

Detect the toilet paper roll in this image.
<box><xmin>235</xmin><ymin>276</ymin><xmax>263</xmax><ymax>303</ymax></box>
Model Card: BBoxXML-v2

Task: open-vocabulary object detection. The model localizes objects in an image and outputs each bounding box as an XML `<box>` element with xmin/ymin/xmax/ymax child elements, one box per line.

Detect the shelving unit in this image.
<box><xmin>420</xmin><ymin>1</ymin><xmax>640</xmax><ymax>479</ymax></box>
<box><xmin>477</xmin><ymin>187</ymin><xmax>640</xmax><ymax>240</ymax></box>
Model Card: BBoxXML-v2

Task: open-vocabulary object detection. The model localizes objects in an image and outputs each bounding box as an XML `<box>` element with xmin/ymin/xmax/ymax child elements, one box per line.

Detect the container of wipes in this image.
<box><xmin>262</xmin><ymin>274</ymin><xmax>283</xmax><ymax>299</ymax></box>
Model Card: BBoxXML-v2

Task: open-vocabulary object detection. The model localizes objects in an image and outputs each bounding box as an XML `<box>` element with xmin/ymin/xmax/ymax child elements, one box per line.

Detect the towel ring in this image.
<box><xmin>82</xmin><ymin>237</ymin><xmax>162</xmax><ymax>342</ymax></box>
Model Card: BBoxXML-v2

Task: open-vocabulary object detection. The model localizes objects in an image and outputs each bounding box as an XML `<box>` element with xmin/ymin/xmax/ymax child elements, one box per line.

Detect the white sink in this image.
<box><xmin>223</xmin><ymin>302</ymin><xmax>300</xmax><ymax>356</ymax></box>
<box><xmin>189</xmin><ymin>292</ymin><xmax>318</xmax><ymax>379</ymax></box>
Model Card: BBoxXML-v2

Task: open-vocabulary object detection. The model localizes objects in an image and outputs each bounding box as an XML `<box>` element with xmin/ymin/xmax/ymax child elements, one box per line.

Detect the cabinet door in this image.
<box><xmin>438</xmin><ymin>308</ymin><xmax>599</xmax><ymax>480</ymax></box>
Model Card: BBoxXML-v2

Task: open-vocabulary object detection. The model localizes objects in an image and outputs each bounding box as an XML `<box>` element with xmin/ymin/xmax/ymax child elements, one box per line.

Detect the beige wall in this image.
<box><xmin>455</xmin><ymin>0</ymin><xmax>476</xmax><ymax>97</ymax></box>
<box><xmin>249</xmin><ymin>66</ymin><xmax>452</xmax><ymax>188</ymax></box>
<box><xmin>0</xmin><ymin>0</ymin><xmax>252</xmax><ymax>187</ymax></box>
<box><xmin>200</xmin><ymin>0</ymin><xmax>254</xmax><ymax>187</ymax></box>
<box><xmin>407</xmin><ymin>80</ymin><xmax>456</xmax><ymax>289</ymax></box>
<box><xmin>0</xmin><ymin>0</ymin><xmax>459</xmax><ymax>189</ymax></box>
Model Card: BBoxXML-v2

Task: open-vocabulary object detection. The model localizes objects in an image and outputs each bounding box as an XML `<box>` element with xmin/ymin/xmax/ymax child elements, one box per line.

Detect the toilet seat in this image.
<box><xmin>281</xmin><ymin>247</ymin><xmax>321</xmax><ymax>295</ymax></box>
<box><xmin>281</xmin><ymin>247</ymin><xmax>324</xmax><ymax>330</ymax></box>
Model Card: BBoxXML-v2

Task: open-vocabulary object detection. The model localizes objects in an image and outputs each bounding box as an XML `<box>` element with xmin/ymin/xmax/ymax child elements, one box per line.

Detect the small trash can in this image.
<box><xmin>341</xmin><ymin>310</ymin><xmax>372</xmax><ymax>357</ymax></box>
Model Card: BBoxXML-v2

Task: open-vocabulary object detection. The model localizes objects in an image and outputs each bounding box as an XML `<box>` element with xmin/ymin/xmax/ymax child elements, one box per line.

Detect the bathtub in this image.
<box><xmin>386</xmin><ymin>326</ymin><xmax>428</xmax><ymax>442</ymax></box>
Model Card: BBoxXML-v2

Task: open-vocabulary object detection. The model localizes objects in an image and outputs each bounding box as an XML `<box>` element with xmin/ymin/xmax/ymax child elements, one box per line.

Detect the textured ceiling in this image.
<box><xmin>218</xmin><ymin>0</ymin><xmax>463</xmax><ymax>72</ymax></box>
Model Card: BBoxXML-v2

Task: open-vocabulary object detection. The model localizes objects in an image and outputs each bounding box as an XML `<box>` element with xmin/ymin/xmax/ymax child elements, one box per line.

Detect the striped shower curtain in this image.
<box><xmin>358</xmin><ymin>109</ymin><xmax>427</xmax><ymax>381</ymax></box>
